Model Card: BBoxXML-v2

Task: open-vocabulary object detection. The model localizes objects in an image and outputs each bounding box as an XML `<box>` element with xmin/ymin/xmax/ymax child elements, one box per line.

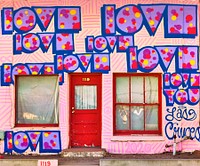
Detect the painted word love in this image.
<box><xmin>4</xmin><ymin>131</ymin><xmax>61</xmax><ymax>154</ymax></box>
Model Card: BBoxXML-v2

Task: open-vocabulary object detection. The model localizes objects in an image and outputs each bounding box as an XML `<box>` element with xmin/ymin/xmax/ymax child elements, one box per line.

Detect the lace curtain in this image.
<box><xmin>75</xmin><ymin>85</ymin><xmax>97</xmax><ymax>110</ymax></box>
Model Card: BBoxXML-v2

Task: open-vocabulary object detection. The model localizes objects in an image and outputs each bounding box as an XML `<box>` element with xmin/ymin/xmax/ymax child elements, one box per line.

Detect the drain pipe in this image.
<box><xmin>173</xmin><ymin>134</ymin><xmax>177</xmax><ymax>155</ymax></box>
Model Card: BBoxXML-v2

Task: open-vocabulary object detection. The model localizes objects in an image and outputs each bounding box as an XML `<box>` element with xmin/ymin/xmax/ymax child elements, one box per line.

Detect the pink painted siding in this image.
<box><xmin>0</xmin><ymin>0</ymin><xmax>199</xmax><ymax>154</ymax></box>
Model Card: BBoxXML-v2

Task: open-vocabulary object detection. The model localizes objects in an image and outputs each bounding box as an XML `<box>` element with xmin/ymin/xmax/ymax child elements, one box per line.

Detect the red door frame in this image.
<box><xmin>69</xmin><ymin>73</ymin><xmax>102</xmax><ymax>148</ymax></box>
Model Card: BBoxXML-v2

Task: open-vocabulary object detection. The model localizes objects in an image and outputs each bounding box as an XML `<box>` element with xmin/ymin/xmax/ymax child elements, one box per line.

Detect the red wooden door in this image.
<box><xmin>69</xmin><ymin>73</ymin><xmax>102</xmax><ymax>147</ymax></box>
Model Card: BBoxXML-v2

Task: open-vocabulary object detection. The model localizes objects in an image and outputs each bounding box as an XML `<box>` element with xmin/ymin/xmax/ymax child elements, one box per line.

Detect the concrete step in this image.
<box><xmin>59</xmin><ymin>160</ymin><xmax>99</xmax><ymax>166</ymax></box>
<box><xmin>61</xmin><ymin>148</ymin><xmax>107</xmax><ymax>158</ymax></box>
<box><xmin>100</xmin><ymin>159</ymin><xmax>200</xmax><ymax>166</ymax></box>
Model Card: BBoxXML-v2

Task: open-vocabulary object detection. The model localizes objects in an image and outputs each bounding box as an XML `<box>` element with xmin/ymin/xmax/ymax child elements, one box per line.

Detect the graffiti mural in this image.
<box><xmin>5</xmin><ymin>131</ymin><xmax>61</xmax><ymax>153</ymax></box>
<box><xmin>164</xmin><ymin>106</ymin><xmax>200</xmax><ymax>141</ymax></box>
<box><xmin>2</xmin><ymin>7</ymin><xmax>81</xmax><ymax>54</ymax></box>
<box><xmin>0</xmin><ymin>4</ymin><xmax>198</xmax><ymax>85</ymax></box>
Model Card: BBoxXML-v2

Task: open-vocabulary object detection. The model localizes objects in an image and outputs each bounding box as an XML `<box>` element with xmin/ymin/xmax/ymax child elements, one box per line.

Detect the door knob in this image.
<box><xmin>72</xmin><ymin>107</ymin><xmax>75</xmax><ymax>114</ymax></box>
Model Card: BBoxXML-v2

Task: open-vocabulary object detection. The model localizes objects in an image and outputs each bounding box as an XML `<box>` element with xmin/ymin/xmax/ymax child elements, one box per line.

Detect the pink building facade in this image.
<box><xmin>0</xmin><ymin>0</ymin><xmax>199</xmax><ymax>154</ymax></box>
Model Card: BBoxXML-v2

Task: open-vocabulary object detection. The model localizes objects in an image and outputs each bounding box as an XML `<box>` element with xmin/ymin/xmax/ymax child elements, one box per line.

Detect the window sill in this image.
<box><xmin>111</xmin><ymin>135</ymin><xmax>165</xmax><ymax>142</ymax></box>
<box><xmin>12</xmin><ymin>126</ymin><xmax>60</xmax><ymax>129</ymax></box>
<box><xmin>14</xmin><ymin>124</ymin><xmax>59</xmax><ymax>128</ymax></box>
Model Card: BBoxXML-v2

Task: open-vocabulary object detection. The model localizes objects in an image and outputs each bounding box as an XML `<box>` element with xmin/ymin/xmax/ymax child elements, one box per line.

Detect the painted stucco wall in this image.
<box><xmin>0</xmin><ymin>0</ymin><xmax>199</xmax><ymax>154</ymax></box>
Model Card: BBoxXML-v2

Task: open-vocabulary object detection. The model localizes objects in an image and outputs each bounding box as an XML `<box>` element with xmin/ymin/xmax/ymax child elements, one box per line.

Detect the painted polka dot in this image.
<box><xmin>95</xmin><ymin>64</ymin><xmax>99</xmax><ymax>68</ymax></box>
<box><xmin>6</xmin><ymin>20</ymin><xmax>10</xmax><ymax>25</ymax></box>
<box><xmin>70</xmin><ymin>9</ymin><xmax>76</xmax><ymax>15</ymax></box>
<box><xmin>102</xmin><ymin>57</ymin><xmax>107</xmax><ymax>62</ymax></box>
<box><xmin>149</xmin><ymin>20</ymin><xmax>154</xmax><ymax>26</ymax></box>
<box><xmin>107</xmin><ymin>7</ymin><xmax>111</xmax><ymax>10</ymax></box>
<box><xmin>36</xmin><ymin>8</ymin><xmax>42</xmax><ymax>14</ymax></box>
<box><xmin>25</xmin><ymin>42</ymin><xmax>31</xmax><ymax>48</ymax></box>
<box><xmin>164</xmin><ymin>48</ymin><xmax>169</xmax><ymax>52</ymax></box>
<box><xmin>178</xmin><ymin>51</ymin><xmax>182</xmax><ymax>56</ymax></box>
<box><xmin>16</xmin><ymin>19</ymin><xmax>23</xmax><ymax>25</ymax></box>
<box><xmin>24</xmin><ymin>10</ymin><xmax>28</xmax><ymax>15</ymax></box>
<box><xmin>135</xmin><ymin>12</ymin><xmax>141</xmax><ymax>18</ymax></box>
<box><xmin>190</xmin><ymin>60</ymin><xmax>195</xmax><ymax>66</ymax></box>
<box><xmin>171</xmin><ymin>15</ymin><xmax>177</xmax><ymax>21</ymax></box>
<box><xmin>143</xmin><ymin>59</ymin><xmax>149</xmax><ymax>65</ymax></box>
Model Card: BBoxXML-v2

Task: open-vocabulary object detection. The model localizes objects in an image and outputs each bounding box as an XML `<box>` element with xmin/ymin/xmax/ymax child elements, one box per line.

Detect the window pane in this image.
<box><xmin>75</xmin><ymin>85</ymin><xmax>97</xmax><ymax>109</ymax></box>
<box><xmin>116</xmin><ymin>105</ymin><xmax>129</xmax><ymax>130</ymax></box>
<box><xmin>17</xmin><ymin>76</ymin><xmax>59</xmax><ymax>124</ymax></box>
<box><xmin>145</xmin><ymin>106</ymin><xmax>158</xmax><ymax>130</ymax></box>
<box><xmin>145</xmin><ymin>77</ymin><xmax>158</xmax><ymax>103</ymax></box>
<box><xmin>116</xmin><ymin>77</ymin><xmax>129</xmax><ymax>103</ymax></box>
<box><xmin>131</xmin><ymin>106</ymin><xmax>144</xmax><ymax>130</ymax></box>
<box><xmin>131</xmin><ymin>77</ymin><xmax>143</xmax><ymax>103</ymax></box>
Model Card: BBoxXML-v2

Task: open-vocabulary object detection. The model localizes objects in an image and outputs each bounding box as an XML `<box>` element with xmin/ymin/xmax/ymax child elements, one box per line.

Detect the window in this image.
<box><xmin>113</xmin><ymin>73</ymin><xmax>162</xmax><ymax>135</ymax></box>
<box><xmin>15</xmin><ymin>75</ymin><xmax>59</xmax><ymax>127</ymax></box>
<box><xmin>75</xmin><ymin>85</ymin><xmax>97</xmax><ymax>109</ymax></box>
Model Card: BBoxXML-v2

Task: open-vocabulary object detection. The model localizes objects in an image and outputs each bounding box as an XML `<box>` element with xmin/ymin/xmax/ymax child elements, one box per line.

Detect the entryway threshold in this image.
<box><xmin>61</xmin><ymin>148</ymin><xmax>107</xmax><ymax>158</ymax></box>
